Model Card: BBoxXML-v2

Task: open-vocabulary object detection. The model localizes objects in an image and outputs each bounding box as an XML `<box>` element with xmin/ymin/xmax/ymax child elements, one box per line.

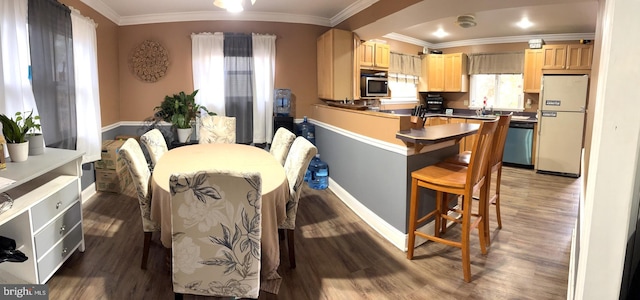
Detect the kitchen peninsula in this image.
<box><xmin>311</xmin><ymin>104</ymin><xmax>479</xmax><ymax>250</ymax></box>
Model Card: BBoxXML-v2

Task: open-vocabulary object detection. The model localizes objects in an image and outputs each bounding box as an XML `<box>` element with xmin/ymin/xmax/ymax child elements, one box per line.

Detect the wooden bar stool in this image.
<box><xmin>445</xmin><ymin>115</ymin><xmax>512</xmax><ymax>241</ymax></box>
<box><xmin>406</xmin><ymin>119</ymin><xmax>498</xmax><ymax>282</ymax></box>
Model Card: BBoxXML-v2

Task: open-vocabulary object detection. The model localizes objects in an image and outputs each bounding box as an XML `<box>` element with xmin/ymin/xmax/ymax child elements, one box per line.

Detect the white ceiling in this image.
<box><xmin>79</xmin><ymin>0</ymin><xmax>598</xmax><ymax>48</ymax></box>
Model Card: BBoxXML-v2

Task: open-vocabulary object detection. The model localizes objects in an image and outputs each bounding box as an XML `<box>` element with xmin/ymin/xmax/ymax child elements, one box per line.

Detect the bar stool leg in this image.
<box><xmin>461</xmin><ymin>194</ymin><xmax>472</xmax><ymax>283</ymax></box>
<box><xmin>434</xmin><ymin>191</ymin><xmax>443</xmax><ymax>237</ymax></box>
<box><xmin>495</xmin><ymin>167</ymin><xmax>503</xmax><ymax>229</ymax></box>
<box><xmin>407</xmin><ymin>178</ymin><xmax>419</xmax><ymax>259</ymax></box>
<box><xmin>478</xmin><ymin>184</ymin><xmax>488</xmax><ymax>255</ymax></box>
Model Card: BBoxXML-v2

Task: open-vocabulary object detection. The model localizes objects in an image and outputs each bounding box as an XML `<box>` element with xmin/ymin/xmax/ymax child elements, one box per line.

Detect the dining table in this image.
<box><xmin>149</xmin><ymin>143</ymin><xmax>289</xmax><ymax>294</ymax></box>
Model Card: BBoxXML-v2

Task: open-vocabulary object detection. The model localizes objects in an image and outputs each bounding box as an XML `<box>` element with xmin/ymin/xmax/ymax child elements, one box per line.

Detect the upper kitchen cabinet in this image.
<box><xmin>317</xmin><ymin>28</ymin><xmax>355</xmax><ymax>100</ymax></box>
<box><xmin>419</xmin><ymin>53</ymin><xmax>468</xmax><ymax>92</ymax></box>
<box><xmin>542</xmin><ymin>44</ymin><xmax>593</xmax><ymax>70</ymax></box>
<box><xmin>360</xmin><ymin>41</ymin><xmax>390</xmax><ymax>69</ymax></box>
<box><xmin>523</xmin><ymin>49</ymin><xmax>544</xmax><ymax>93</ymax></box>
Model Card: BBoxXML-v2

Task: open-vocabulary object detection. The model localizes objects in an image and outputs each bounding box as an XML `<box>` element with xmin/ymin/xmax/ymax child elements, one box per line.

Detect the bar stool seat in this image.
<box><xmin>407</xmin><ymin>119</ymin><xmax>498</xmax><ymax>283</ymax></box>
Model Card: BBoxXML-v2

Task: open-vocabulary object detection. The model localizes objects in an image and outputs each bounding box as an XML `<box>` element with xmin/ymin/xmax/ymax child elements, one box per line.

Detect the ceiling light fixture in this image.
<box><xmin>517</xmin><ymin>17</ymin><xmax>534</xmax><ymax>29</ymax></box>
<box><xmin>213</xmin><ymin>0</ymin><xmax>256</xmax><ymax>13</ymax></box>
<box><xmin>455</xmin><ymin>14</ymin><xmax>477</xmax><ymax>28</ymax></box>
<box><xmin>433</xmin><ymin>28</ymin><xmax>449</xmax><ymax>38</ymax></box>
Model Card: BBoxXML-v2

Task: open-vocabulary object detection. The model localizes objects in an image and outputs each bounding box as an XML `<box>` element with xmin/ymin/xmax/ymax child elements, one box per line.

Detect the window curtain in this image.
<box><xmin>28</xmin><ymin>0</ymin><xmax>77</xmax><ymax>150</ymax></box>
<box><xmin>192</xmin><ymin>32</ymin><xmax>225</xmax><ymax>116</ymax></box>
<box><xmin>468</xmin><ymin>51</ymin><xmax>524</xmax><ymax>74</ymax></box>
<box><xmin>389</xmin><ymin>52</ymin><xmax>421</xmax><ymax>82</ymax></box>
<box><xmin>0</xmin><ymin>0</ymin><xmax>38</xmax><ymax>118</ymax></box>
<box><xmin>70</xmin><ymin>7</ymin><xmax>101</xmax><ymax>163</ymax></box>
<box><xmin>252</xmin><ymin>33</ymin><xmax>276</xmax><ymax>144</ymax></box>
<box><xmin>224</xmin><ymin>33</ymin><xmax>253</xmax><ymax>144</ymax></box>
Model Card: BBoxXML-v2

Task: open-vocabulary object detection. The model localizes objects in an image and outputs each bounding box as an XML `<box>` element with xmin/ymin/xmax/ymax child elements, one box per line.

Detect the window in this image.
<box><xmin>469</xmin><ymin>74</ymin><xmax>524</xmax><ymax>110</ymax></box>
<box><xmin>384</xmin><ymin>73</ymin><xmax>418</xmax><ymax>104</ymax></box>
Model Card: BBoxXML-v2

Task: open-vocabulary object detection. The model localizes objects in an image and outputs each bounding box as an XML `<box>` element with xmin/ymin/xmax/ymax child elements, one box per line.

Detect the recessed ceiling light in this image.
<box><xmin>433</xmin><ymin>28</ymin><xmax>449</xmax><ymax>38</ymax></box>
<box><xmin>517</xmin><ymin>17</ymin><xmax>533</xmax><ymax>29</ymax></box>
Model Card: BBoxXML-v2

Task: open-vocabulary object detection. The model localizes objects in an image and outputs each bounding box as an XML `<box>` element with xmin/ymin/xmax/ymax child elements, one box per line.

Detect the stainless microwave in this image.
<box><xmin>360</xmin><ymin>76</ymin><xmax>388</xmax><ymax>98</ymax></box>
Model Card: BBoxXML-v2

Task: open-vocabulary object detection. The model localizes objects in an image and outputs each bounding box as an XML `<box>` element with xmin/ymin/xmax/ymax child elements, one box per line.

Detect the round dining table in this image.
<box><xmin>149</xmin><ymin>143</ymin><xmax>289</xmax><ymax>294</ymax></box>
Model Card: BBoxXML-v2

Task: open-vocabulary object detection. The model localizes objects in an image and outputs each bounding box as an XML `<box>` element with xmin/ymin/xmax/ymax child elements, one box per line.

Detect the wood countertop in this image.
<box><xmin>396</xmin><ymin>123</ymin><xmax>480</xmax><ymax>153</ymax></box>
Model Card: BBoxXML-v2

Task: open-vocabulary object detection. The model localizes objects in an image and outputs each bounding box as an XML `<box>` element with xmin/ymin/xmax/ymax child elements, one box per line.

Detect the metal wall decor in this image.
<box><xmin>130</xmin><ymin>40</ymin><xmax>169</xmax><ymax>83</ymax></box>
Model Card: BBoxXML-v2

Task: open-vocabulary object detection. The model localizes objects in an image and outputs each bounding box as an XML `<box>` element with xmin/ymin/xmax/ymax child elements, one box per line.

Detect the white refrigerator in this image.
<box><xmin>536</xmin><ymin>75</ymin><xmax>589</xmax><ymax>177</ymax></box>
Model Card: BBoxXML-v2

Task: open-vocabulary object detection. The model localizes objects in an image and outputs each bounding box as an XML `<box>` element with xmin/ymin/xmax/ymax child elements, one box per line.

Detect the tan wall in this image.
<box><xmin>59</xmin><ymin>0</ymin><xmax>120</xmax><ymax>126</ymax></box>
<box><xmin>118</xmin><ymin>22</ymin><xmax>328</xmax><ymax>122</ymax></box>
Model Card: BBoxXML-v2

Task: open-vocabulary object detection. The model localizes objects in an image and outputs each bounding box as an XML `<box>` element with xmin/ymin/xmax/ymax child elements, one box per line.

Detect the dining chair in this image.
<box><xmin>444</xmin><ymin>115</ymin><xmax>512</xmax><ymax>233</ymax></box>
<box><xmin>170</xmin><ymin>170</ymin><xmax>262</xmax><ymax>299</ymax></box>
<box><xmin>280</xmin><ymin>137</ymin><xmax>317</xmax><ymax>268</ymax></box>
<box><xmin>270</xmin><ymin>127</ymin><xmax>296</xmax><ymax>166</ymax></box>
<box><xmin>140</xmin><ymin>128</ymin><xmax>168</xmax><ymax>169</ymax></box>
<box><xmin>198</xmin><ymin>115</ymin><xmax>236</xmax><ymax>144</ymax></box>
<box><xmin>117</xmin><ymin>138</ymin><xmax>160</xmax><ymax>269</ymax></box>
<box><xmin>406</xmin><ymin>119</ymin><xmax>498</xmax><ymax>282</ymax></box>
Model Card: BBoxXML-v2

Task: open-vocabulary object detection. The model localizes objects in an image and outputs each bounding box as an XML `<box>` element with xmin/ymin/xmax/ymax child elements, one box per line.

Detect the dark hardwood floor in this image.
<box><xmin>47</xmin><ymin>166</ymin><xmax>580</xmax><ymax>299</ymax></box>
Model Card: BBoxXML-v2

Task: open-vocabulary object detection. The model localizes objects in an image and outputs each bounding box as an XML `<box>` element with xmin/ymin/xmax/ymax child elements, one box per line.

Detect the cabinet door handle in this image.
<box><xmin>56</xmin><ymin>201</ymin><xmax>62</xmax><ymax>209</ymax></box>
<box><xmin>59</xmin><ymin>225</ymin><xmax>66</xmax><ymax>235</ymax></box>
<box><xmin>61</xmin><ymin>247</ymin><xmax>68</xmax><ymax>257</ymax></box>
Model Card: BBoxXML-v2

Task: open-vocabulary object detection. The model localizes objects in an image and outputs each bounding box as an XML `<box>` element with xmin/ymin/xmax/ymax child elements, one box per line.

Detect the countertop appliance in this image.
<box><xmin>503</xmin><ymin>122</ymin><xmax>534</xmax><ymax>168</ymax></box>
<box><xmin>424</xmin><ymin>94</ymin><xmax>444</xmax><ymax>114</ymax></box>
<box><xmin>536</xmin><ymin>74</ymin><xmax>589</xmax><ymax>177</ymax></box>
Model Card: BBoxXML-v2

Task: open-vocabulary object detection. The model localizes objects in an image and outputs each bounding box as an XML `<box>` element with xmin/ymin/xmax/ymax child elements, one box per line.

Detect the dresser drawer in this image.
<box><xmin>30</xmin><ymin>180</ymin><xmax>79</xmax><ymax>231</ymax></box>
<box><xmin>36</xmin><ymin>223</ymin><xmax>82</xmax><ymax>283</ymax></box>
<box><xmin>34</xmin><ymin>201</ymin><xmax>81</xmax><ymax>258</ymax></box>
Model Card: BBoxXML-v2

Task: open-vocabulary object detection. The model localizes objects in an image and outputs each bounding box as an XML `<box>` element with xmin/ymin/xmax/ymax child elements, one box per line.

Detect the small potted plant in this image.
<box><xmin>154</xmin><ymin>90</ymin><xmax>215</xmax><ymax>143</ymax></box>
<box><xmin>0</xmin><ymin>111</ymin><xmax>41</xmax><ymax>162</ymax></box>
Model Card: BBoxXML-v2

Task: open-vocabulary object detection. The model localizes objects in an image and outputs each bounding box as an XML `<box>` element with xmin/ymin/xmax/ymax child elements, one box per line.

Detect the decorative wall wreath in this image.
<box><xmin>129</xmin><ymin>40</ymin><xmax>169</xmax><ymax>83</ymax></box>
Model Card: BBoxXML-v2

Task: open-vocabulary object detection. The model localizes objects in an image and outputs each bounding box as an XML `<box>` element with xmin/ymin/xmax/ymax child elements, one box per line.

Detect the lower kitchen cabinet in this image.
<box><xmin>0</xmin><ymin>148</ymin><xmax>84</xmax><ymax>283</ymax></box>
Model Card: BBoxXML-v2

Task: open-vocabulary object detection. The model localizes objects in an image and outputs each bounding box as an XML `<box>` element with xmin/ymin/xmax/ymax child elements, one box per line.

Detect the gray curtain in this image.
<box><xmin>468</xmin><ymin>51</ymin><xmax>524</xmax><ymax>74</ymax></box>
<box><xmin>224</xmin><ymin>33</ymin><xmax>253</xmax><ymax>144</ymax></box>
<box><xmin>28</xmin><ymin>0</ymin><xmax>77</xmax><ymax>150</ymax></box>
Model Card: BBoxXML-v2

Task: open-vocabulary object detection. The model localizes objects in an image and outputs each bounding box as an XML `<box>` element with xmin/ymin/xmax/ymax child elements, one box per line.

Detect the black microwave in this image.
<box><xmin>360</xmin><ymin>76</ymin><xmax>388</xmax><ymax>98</ymax></box>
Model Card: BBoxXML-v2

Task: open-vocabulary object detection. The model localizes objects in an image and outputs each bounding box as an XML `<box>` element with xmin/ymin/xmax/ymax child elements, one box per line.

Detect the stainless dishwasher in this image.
<box><xmin>502</xmin><ymin>122</ymin><xmax>534</xmax><ymax>168</ymax></box>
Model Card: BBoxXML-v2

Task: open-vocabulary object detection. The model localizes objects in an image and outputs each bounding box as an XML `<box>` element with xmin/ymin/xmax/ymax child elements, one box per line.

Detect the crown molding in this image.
<box><xmin>385</xmin><ymin>32</ymin><xmax>596</xmax><ymax>50</ymax></box>
<box><xmin>330</xmin><ymin>0</ymin><xmax>379</xmax><ymax>26</ymax></box>
<box><xmin>119</xmin><ymin>11</ymin><xmax>331</xmax><ymax>26</ymax></box>
<box><xmin>80</xmin><ymin>0</ymin><xmax>120</xmax><ymax>24</ymax></box>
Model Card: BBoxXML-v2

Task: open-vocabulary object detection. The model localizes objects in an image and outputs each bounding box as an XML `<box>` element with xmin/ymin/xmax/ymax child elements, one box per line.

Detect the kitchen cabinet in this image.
<box><xmin>0</xmin><ymin>148</ymin><xmax>84</xmax><ymax>284</ymax></box>
<box><xmin>425</xmin><ymin>116</ymin><xmax>449</xmax><ymax>126</ymax></box>
<box><xmin>419</xmin><ymin>53</ymin><xmax>468</xmax><ymax>92</ymax></box>
<box><xmin>542</xmin><ymin>44</ymin><xmax>593</xmax><ymax>70</ymax></box>
<box><xmin>360</xmin><ymin>41</ymin><xmax>390</xmax><ymax>69</ymax></box>
<box><xmin>317</xmin><ymin>28</ymin><xmax>355</xmax><ymax>100</ymax></box>
<box><xmin>523</xmin><ymin>49</ymin><xmax>544</xmax><ymax>93</ymax></box>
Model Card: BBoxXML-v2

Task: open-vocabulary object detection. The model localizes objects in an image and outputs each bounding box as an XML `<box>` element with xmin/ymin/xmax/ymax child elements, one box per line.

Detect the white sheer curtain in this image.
<box><xmin>70</xmin><ymin>7</ymin><xmax>101</xmax><ymax>163</ymax></box>
<box><xmin>252</xmin><ymin>34</ymin><xmax>276</xmax><ymax>144</ymax></box>
<box><xmin>191</xmin><ymin>32</ymin><xmax>225</xmax><ymax>115</ymax></box>
<box><xmin>0</xmin><ymin>0</ymin><xmax>38</xmax><ymax>117</ymax></box>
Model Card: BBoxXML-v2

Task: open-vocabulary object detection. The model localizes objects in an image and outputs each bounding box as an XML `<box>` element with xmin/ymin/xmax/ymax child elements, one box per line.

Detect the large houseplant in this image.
<box><xmin>0</xmin><ymin>111</ymin><xmax>41</xmax><ymax>162</ymax></box>
<box><xmin>154</xmin><ymin>90</ymin><xmax>215</xmax><ymax>142</ymax></box>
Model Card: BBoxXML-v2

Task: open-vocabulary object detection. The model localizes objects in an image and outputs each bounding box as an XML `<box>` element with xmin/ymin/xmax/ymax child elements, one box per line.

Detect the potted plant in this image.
<box><xmin>0</xmin><ymin>111</ymin><xmax>41</xmax><ymax>162</ymax></box>
<box><xmin>154</xmin><ymin>90</ymin><xmax>215</xmax><ymax>143</ymax></box>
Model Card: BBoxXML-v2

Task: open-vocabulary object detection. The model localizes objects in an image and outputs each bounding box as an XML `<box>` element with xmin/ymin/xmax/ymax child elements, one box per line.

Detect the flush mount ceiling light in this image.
<box><xmin>433</xmin><ymin>28</ymin><xmax>449</xmax><ymax>38</ymax></box>
<box><xmin>517</xmin><ymin>17</ymin><xmax>534</xmax><ymax>29</ymax></box>
<box><xmin>455</xmin><ymin>14</ymin><xmax>477</xmax><ymax>28</ymax></box>
<box><xmin>213</xmin><ymin>0</ymin><xmax>256</xmax><ymax>13</ymax></box>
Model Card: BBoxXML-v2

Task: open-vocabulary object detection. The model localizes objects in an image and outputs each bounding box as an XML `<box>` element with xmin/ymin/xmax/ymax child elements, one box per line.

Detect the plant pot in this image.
<box><xmin>27</xmin><ymin>134</ymin><xmax>45</xmax><ymax>155</ymax></box>
<box><xmin>6</xmin><ymin>141</ymin><xmax>29</xmax><ymax>162</ymax></box>
<box><xmin>176</xmin><ymin>127</ymin><xmax>192</xmax><ymax>143</ymax></box>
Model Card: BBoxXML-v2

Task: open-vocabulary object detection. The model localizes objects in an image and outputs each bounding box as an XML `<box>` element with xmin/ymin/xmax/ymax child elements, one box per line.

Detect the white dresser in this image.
<box><xmin>0</xmin><ymin>148</ymin><xmax>84</xmax><ymax>283</ymax></box>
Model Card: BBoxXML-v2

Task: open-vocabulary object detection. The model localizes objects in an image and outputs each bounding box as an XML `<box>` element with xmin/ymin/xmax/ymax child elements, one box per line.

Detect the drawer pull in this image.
<box><xmin>56</xmin><ymin>201</ymin><xmax>62</xmax><ymax>209</ymax></box>
<box><xmin>59</xmin><ymin>225</ymin><xmax>66</xmax><ymax>235</ymax></box>
<box><xmin>61</xmin><ymin>247</ymin><xmax>68</xmax><ymax>257</ymax></box>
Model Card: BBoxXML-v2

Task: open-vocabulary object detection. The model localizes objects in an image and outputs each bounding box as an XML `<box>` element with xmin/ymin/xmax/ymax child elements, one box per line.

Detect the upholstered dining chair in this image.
<box><xmin>280</xmin><ymin>137</ymin><xmax>317</xmax><ymax>268</ymax></box>
<box><xmin>198</xmin><ymin>115</ymin><xmax>236</xmax><ymax>144</ymax></box>
<box><xmin>444</xmin><ymin>115</ymin><xmax>512</xmax><ymax>235</ymax></box>
<box><xmin>170</xmin><ymin>170</ymin><xmax>262</xmax><ymax>299</ymax></box>
<box><xmin>406</xmin><ymin>119</ymin><xmax>498</xmax><ymax>282</ymax></box>
<box><xmin>117</xmin><ymin>138</ymin><xmax>160</xmax><ymax>269</ymax></box>
<box><xmin>270</xmin><ymin>127</ymin><xmax>296</xmax><ymax>166</ymax></box>
<box><xmin>140</xmin><ymin>128</ymin><xmax>168</xmax><ymax>170</ymax></box>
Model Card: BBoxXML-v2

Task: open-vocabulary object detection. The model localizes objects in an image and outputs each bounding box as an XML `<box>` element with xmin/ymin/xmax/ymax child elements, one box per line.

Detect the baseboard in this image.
<box><xmin>81</xmin><ymin>183</ymin><xmax>97</xmax><ymax>205</ymax></box>
<box><xmin>328</xmin><ymin>177</ymin><xmax>459</xmax><ymax>252</ymax></box>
